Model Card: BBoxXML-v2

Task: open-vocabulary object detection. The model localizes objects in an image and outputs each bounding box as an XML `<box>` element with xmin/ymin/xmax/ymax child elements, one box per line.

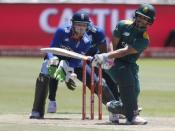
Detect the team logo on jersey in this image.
<box><xmin>123</xmin><ymin>32</ymin><xmax>130</xmax><ymax>36</ymax></box>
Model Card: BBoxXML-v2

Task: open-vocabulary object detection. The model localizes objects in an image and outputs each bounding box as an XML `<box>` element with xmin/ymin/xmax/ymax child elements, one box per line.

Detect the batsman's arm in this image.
<box><xmin>106</xmin><ymin>35</ymin><xmax>137</xmax><ymax>59</ymax></box>
<box><xmin>107</xmin><ymin>45</ymin><xmax>137</xmax><ymax>59</ymax></box>
<box><xmin>91</xmin><ymin>45</ymin><xmax>137</xmax><ymax>68</ymax></box>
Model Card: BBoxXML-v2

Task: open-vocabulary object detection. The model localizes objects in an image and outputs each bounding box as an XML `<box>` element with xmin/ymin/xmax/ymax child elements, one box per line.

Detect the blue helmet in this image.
<box><xmin>71</xmin><ymin>10</ymin><xmax>90</xmax><ymax>24</ymax></box>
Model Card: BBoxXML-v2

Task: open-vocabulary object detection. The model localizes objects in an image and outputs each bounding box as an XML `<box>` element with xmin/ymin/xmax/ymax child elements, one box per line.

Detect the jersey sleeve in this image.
<box><xmin>113</xmin><ymin>20</ymin><xmax>126</xmax><ymax>38</ymax></box>
<box><xmin>47</xmin><ymin>28</ymin><xmax>65</xmax><ymax>59</ymax></box>
<box><xmin>50</xmin><ymin>28</ymin><xmax>64</xmax><ymax>48</ymax></box>
<box><xmin>96</xmin><ymin>28</ymin><xmax>107</xmax><ymax>45</ymax></box>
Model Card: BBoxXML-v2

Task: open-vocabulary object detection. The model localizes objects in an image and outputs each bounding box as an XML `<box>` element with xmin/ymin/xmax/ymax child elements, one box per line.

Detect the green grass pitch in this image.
<box><xmin>0</xmin><ymin>57</ymin><xmax>175</xmax><ymax>130</ymax></box>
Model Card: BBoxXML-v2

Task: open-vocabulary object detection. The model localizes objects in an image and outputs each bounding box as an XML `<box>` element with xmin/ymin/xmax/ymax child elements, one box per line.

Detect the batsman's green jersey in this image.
<box><xmin>108</xmin><ymin>20</ymin><xmax>149</xmax><ymax>99</ymax></box>
<box><xmin>113</xmin><ymin>20</ymin><xmax>149</xmax><ymax>63</ymax></box>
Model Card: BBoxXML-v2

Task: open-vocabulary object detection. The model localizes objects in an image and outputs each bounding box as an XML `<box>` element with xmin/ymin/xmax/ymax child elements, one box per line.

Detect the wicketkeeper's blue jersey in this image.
<box><xmin>47</xmin><ymin>26</ymin><xmax>91</xmax><ymax>67</ymax></box>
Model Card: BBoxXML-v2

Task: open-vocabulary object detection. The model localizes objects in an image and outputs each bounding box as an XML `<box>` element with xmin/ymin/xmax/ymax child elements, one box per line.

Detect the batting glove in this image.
<box><xmin>101</xmin><ymin>58</ymin><xmax>114</xmax><ymax>69</ymax></box>
<box><xmin>92</xmin><ymin>53</ymin><xmax>109</xmax><ymax>68</ymax></box>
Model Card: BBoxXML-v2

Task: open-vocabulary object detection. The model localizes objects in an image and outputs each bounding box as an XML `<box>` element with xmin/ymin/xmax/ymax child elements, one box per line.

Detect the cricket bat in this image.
<box><xmin>40</xmin><ymin>47</ymin><xmax>91</xmax><ymax>61</ymax></box>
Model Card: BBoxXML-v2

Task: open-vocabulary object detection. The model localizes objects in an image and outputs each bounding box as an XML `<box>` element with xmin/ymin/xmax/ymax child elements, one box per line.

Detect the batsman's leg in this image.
<box><xmin>102</xmin><ymin>70</ymin><xmax>120</xmax><ymax>101</ymax></box>
<box><xmin>111</xmin><ymin>66</ymin><xmax>138</xmax><ymax>121</ymax></box>
<box><xmin>102</xmin><ymin>70</ymin><xmax>121</xmax><ymax>123</ymax></box>
<box><xmin>106</xmin><ymin>65</ymin><xmax>147</xmax><ymax>125</ymax></box>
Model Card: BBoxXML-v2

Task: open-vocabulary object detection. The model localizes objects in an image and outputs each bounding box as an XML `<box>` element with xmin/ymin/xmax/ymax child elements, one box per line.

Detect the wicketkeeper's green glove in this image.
<box><xmin>47</xmin><ymin>57</ymin><xmax>65</xmax><ymax>82</ymax></box>
<box><xmin>48</xmin><ymin>66</ymin><xmax>66</xmax><ymax>82</ymax></box>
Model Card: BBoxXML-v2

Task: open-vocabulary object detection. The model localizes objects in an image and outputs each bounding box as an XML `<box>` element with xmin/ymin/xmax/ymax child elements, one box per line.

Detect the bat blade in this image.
<box><xmin>40</xmin><ymin>47</ymin><xmax>90</xmax><ymax>60</ymax></box>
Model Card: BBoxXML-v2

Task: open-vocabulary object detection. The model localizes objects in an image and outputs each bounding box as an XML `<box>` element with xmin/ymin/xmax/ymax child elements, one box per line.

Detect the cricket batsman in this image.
<box><xmin>92</xmin><ymin>4</ymin><xmax>156</xmax><ymax>125</ymax></box>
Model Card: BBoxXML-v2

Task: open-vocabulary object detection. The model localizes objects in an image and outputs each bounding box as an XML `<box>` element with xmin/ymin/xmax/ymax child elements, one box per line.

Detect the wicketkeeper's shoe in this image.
<box><xmin>47</xmin><ymin>101</ymin><xmax>57</xmax><ymax>113</ymax></box>
<box><xmin>109</xmin><ymin>112</ymin><xmax>119</xmax><ymax>124</ymax></box>
<box><xmin>126</xmin><ymin>115</ymin><xmax>147</xmax><ymax>125</ymax></box>
<box><xmin>29</xmin><ymin>111</ymin><xmax>43</xmax><ymax>119</ymax></box>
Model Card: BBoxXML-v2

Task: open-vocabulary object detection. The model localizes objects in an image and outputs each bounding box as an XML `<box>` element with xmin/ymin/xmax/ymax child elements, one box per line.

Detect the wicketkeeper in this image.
<box><xmin>30</xmin><ymin>10</ymin><xmax>116</xmax><ymax>119</ymax></box>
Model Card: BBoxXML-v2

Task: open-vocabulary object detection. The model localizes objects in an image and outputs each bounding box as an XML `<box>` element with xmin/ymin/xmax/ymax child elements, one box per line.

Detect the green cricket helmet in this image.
<box><xmin>135</xmin><ymin>4</ymin><xmax>156</xmax><ymax>24</ymax></box>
